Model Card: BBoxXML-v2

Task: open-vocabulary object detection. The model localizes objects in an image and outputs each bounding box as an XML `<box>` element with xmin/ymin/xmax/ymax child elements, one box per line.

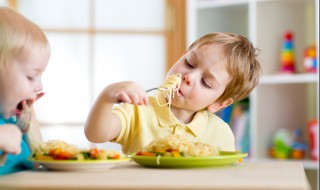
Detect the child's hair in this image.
<box><xmin>0</xmin><ymin>7</ymin><xmax>50</xmax><ymax>71</ymax></box>
<box><xmin>187</xmin><ymin>32</ymin><xmax>261</xmax><ymax>103</ymax></box>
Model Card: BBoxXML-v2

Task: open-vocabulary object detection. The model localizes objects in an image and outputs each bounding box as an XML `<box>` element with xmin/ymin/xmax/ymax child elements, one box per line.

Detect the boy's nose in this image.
<box><xmin>34</xmin><ymin>81</ymin><xmax>43</xmax><ymax>92</ymax></box>
<box><xmin>183</xmin><ymin>74</ymin><xmax>193</xmax><ymax>86</ymax></box>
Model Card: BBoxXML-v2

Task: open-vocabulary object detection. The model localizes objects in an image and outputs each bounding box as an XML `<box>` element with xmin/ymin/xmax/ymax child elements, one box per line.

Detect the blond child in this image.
<box><xmin>0</xmin><ymin>7</ymin><xmax>50</xmax><ymax>175</ymax></box>
<box><xmin>84</xmin><ymin>32</ymin><xmax>261</xmax><ymax>154</ymax></box>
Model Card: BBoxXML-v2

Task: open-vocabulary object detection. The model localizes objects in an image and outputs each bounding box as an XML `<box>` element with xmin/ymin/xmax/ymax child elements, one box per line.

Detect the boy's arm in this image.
<box><xmin>84</xmin><ymin>81</ymin><xmax>148</xmax><ymax>143</ymax></box>
<box><xmin>84</xmin><ymin>93</ymin><xmax>121</xmax><ymax>143</ymax></box>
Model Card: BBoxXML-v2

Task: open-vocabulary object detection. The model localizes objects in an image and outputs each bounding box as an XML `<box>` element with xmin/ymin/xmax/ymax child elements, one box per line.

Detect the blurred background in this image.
<box><xmin>0</xmin><ymin>0</ymin><xmax>318</xmax><ymax>189</ymax></box>
<box><xmin>1</xmin><ymin>0</ymin><xmax>187</xmax><ymax>151</ymax></box>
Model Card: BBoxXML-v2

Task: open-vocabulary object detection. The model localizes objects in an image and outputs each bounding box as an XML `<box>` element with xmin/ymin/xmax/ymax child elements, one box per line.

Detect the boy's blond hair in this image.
<box><xmin>188</xmin><ymin>32</ymin><xmax>261</xmax><ymax>103</ymax></box>
<box><xmin>0</xmin><ymin>7</ymin><xmax>50</xmax><ymax>70</ymax></box>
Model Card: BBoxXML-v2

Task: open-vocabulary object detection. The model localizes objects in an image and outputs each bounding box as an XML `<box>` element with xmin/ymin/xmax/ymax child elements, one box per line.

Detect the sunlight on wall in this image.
<box><xmin>0</xmin><ymin>0</ymin><xmax>7</xmax><ymax>6</ymax></box>
<box><xmin>16</xmin><ymin>0</ymin><xmax>166</xmax><ymax>150</ymax></box>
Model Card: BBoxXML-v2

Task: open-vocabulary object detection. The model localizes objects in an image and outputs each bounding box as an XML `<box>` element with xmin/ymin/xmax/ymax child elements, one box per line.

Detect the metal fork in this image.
<box><xmin>146</xmin><ymin>87</ymin><xmax>166</xmax><ymax>93</ymax></box>
<box><xmin>0</xmin><ymin>110</ymin><xmax>32</xmax><ymax>166</ymax></box>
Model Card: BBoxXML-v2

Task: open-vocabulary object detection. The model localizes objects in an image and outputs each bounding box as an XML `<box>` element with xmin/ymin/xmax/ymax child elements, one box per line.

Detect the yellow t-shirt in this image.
<box><xmin>112</xmin><ymin>93</ymin><xmax>235</xmax><ymax>154</ymax></box>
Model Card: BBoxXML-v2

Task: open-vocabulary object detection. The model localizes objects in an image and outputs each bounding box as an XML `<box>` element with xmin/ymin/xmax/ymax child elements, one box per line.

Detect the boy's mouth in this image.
<box><xmin>15</xmin><ymin>101</ymin><xmax>23</xmax><ymax>115</ymax></box>
<box><xmin>178</xmin><ymin>89</ymin><xmax>183</xmax><ymax>96</ymax></box>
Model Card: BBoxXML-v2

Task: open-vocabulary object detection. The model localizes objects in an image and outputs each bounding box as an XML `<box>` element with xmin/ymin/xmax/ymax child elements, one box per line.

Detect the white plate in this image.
<box><xmin>29</xmin><ymin>158</ymin><xmax>130</xmax><ymax>172</ymax></box>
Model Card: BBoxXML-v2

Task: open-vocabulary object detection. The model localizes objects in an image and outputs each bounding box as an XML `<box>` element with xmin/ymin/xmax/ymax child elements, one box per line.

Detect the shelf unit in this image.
<box><xmin>187</xmin><ymin>0</ymin><xmax>318</xmax><ymax>189</ymax></box>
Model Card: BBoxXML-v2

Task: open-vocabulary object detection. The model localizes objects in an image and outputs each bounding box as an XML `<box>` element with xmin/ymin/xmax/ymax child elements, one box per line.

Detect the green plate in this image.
<box><xmin>131</xmin><ymin>151</ymin><xmax>248</xmax><ymax>168</ymax></box>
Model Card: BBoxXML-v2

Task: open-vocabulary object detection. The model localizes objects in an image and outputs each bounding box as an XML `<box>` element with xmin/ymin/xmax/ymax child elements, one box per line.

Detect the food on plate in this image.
<box><xmin>31</xmin><ymin>140</ymin><xmax>122</xmax><ymax>161</ymax></box>
<box><xmin>136</xmin><ymin>134</ymin><xmax>220</xmax><ymax>157</ymax></box>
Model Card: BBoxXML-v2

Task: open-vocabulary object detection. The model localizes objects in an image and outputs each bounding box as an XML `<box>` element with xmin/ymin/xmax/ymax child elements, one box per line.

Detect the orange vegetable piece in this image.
<box><xmin>110</xmin><ymin>154</ymin><xmax>121</xmax><ymax>159</ymax></box>
<box><xmin>171</xmin><ymin>150</ymin><xmax>182</xmax><ymax>157</ymax></box>
<box><xmin>35</xmin><ymin>154</ymin><xmax>54</xmax><ymax>161</ymax></box>
<box><xmin>89</xmin><ymin>148</ymin><xmax>101</xmax><ymax>159</ymax></box>
<box><xmin>154</xmin><ymin>149</ymin><xmax>166</xmax><ymax>154</ymax></box>
<box><xmin>48</xmin><ymin>148</ymin><xmax>73</xmax><ymax>160</ymax></box>
<box><xmin>141</xmin><ymin>151</ymin><xmax>157</xmax><ymax>156</ymax></box>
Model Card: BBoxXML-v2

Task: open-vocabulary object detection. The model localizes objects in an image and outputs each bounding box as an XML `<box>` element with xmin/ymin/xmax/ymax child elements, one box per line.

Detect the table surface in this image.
<box><xmin>0</xmin><ymin>161</ymin><xmax>311</xmax><ymax>190</ymax></box>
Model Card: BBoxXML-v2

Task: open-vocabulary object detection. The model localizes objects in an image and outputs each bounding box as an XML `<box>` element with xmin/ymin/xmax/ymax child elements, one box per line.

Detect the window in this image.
<box><xmin>6</xmin><ymin>0</ymin><xmax>185</xmax><ymax>149</ymax></box>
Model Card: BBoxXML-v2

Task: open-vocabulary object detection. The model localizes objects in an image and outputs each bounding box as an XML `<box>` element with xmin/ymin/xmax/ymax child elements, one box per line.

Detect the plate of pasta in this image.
<box><xmin>131</xmin><ymin>135</ymin><xmax>248</xmax><ymax>168</ymax></box>
<box><xmin>29</xmin><ymin>140</ymin><xmax>129</xmax><ymax>171</ymax></box>
<box><xmin>131</xmin><ymin>151</ymin><xmax>247</xmax><ymax>168</ymax></box>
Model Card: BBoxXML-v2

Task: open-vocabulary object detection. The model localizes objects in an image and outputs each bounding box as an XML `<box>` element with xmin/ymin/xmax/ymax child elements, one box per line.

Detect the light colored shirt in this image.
<box><xmin>112</xmin><ymin>93</ymin><xmax>235</xmax><ymax>154</ymax></box>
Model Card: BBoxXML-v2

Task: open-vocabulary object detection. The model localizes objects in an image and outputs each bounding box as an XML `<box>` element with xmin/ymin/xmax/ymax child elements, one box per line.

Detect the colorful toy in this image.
<box><xmin>271</xmin><ymin>128</ymin><xmax>293</xmax><ymax>159</ymax></box>
<box><xmin>280</xmin><ymin>31</ymin><xmax>295</xmax><ymax>73</ymax></box>
<box><xmin>269</xmin><ymin>128</ymin><xmax>307</xmax><ymax>160</ymax></box>
<box><xmin>303</xmin><ymin>45</ymin><xmax>317</xmax><ymax>73</ymax></box>
<box><xmin>290</xmin><ymin>129</ymin><xmax>307</xmax><ymax>159</ymax></box>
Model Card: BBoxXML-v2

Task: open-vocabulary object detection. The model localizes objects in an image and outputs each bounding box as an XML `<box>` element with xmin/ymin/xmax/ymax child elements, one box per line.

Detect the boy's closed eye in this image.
<box><xmin>201</xmin><ymin>78</ymin><xmax>212</xmax><ymax>88</ymax></box>
<box><xmin>184</xmin><ymin>59</ymin><xmax>215</xmax><ymax>89</ymax></box>
<box><xmin>27</xmin><ymin>76</ymin><xmax>34</xmax><ymax>81</ymax></box>
<box><xmin>27</xmin><ymin>72</ymin><xmax>40</xmax><ymax>81</ymax></box>
<box><xmin>185</xmin><ymin>59</ymin><xmax>194</xmax><ymax>69</ymax></box>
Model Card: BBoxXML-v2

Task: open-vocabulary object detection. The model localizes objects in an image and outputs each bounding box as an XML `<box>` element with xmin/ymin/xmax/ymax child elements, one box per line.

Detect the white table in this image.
<box><xmin>0</xmin><ymin>161</ymin><xmax>311</xmax><ymax>190</ymax></box>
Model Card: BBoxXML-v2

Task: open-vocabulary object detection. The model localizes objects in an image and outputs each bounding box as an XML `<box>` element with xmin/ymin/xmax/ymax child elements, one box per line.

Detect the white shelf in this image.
<box><xmin>302</xmin><ymin>160</ymin><xmax>320</xmax><ymax>170</ymax></box>
<box><xmin>260</xmin><ymin>73</ymin><xmax>318</xmax><ymax>84</ymax></box>
<box><xmin>188</xmin><ymin>0</ymin><xmax>318</xmax><ymax>189</ymax></box>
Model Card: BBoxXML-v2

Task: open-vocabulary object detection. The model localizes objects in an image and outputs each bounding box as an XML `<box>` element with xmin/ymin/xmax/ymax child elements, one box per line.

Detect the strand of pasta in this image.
<box><xmin>152</xmin><ymin>74</ymin><xmax>219</xmax><ymax>157</ymax></box>
<box><xmin>155</xmin><ymin>73</ymin><xmax>182</xmax><ymax>107</ymax></box>
<box><xmin>155</xmin><ymin>73</ymin><xmax>182</xmax><ymax>127</ymax></box>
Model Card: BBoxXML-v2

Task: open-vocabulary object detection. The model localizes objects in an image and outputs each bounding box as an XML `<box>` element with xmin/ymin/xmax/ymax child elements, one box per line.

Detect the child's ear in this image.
<box><xmin>207</xmin><ymin>98</ymin><xmax>233</xmax><ymax>113</ymax></box>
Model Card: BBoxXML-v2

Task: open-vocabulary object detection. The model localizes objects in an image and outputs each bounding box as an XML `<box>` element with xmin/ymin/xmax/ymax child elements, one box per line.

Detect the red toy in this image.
<box><xmin>280</xmin><ymin>31</ymin><xmax>295</xmax><ymax>73</ymax></box>
<box><xmin>308</xmin><ymin>120</ymin><xmax>318</xmax><ymax>161</ymax></box>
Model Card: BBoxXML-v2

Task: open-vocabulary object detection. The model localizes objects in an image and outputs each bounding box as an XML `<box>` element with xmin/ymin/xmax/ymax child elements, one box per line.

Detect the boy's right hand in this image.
<box><xmin>104</xmin><ymin>81</ymin><xmax>149</xmax><ymax>106</ymax></box>
<box><xmin>0</xmin><ymin>125</ymin><xmax>22</xmax><ymax>155</ymax></box>
<box><xmin>84</xmin><ymin>81</ymin><xmax>148</xmax><ymax>143</ymax></box>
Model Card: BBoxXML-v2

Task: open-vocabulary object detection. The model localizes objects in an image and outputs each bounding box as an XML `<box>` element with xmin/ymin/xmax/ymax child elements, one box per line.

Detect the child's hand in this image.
<box><xmin>104</xmin><ymin>81</ymin><xmax>148</xmax><ymax>105</ymax></box>
<box><xmin>0</xmin><ymin>125</ymin><xmax>22</xmax><ymax>154</ymax></box>
<box><xmin>16</xmin><ymin>100</ymin><xmax>32</xmax><ymax>133</ymax></box>
<box><xmin>16</xmin><ymin>92</ymin><xmax>45</xmax><ymax>115</ymax></box>
<box><xmin>16</xmin><ymin>92</ymin><xmax>44</xmax><ymax>136</ymax></box>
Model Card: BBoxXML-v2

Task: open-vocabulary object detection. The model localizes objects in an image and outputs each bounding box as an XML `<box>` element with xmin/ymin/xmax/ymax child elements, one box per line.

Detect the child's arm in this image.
<box><xmin>0</xmin><ymin>125</ymin><xmax>22</xmax><ymax>154</ymax></box>
<box><xmin>85</xmin><ymin>81</ymin><xmax>148</xmax><ymax>143</ymax></box>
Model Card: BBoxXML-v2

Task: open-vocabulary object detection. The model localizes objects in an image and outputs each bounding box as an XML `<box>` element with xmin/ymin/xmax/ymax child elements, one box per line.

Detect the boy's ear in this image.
<box><xmin>207</xmin><ymin>98</ymin><xmax>233</xmax><ymax>113</ymax></box>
